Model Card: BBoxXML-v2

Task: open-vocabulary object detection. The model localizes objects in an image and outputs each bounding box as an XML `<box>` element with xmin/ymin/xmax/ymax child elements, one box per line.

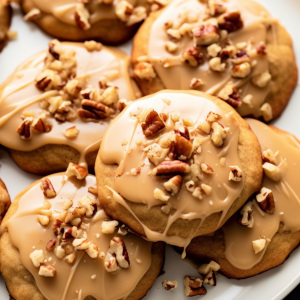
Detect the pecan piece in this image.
<box><xmin>40</xmin><ymin>178</ymin><xmax>56</xmax><ymax>198</ymax></box>
<box><xmin>218</xmin><ymin>10</ymin><xmax>243</xmax><ymax>32</ymax></box>
<box><xmin>74</xmin><ymin>3</ymin><xmax>90</xmax><ymax>30</ymax></box>
<box><xmin>163</xmin><ymin>175</ymin><xmax>183</xmax><ymax>195</ymax></box>
<box><xmin>256</xmin><ymin>42</ymin><xmax>267</xmax><ymax>55</ymax></box>
<box><xmin>175</xmin><ymin>134</ymin><xmax>193</xmax><ymax>159</ymax></box>
<box><xmin>39</xmin><ymin>264</ymin><xmax>56</xmax><ymax>277</ymax></box>
<box><xmin>162</xmin><ymin>280</ymin><xmax>178</xmax><ymax>291</ymax></box>
<box><xmin>256</xmin><ymin>187</ymin><xmax>275</xmax><ymax>213</ymax></box>
<box><xmin>32</xmin><ymin>118</ymin><xmax>52</xmax><ymax>133</ymax></box>
<box><xmin>174</xmin><ymin>126</ymin><xmax>190</xmax><ymax>140</ymax></box>
<box><xmin>52</xmin><ymin>219</ymin><xmax>62</xmax><ymax>235</ymax></box>
<box><xmin>192</xmin><ymin>24</ymin><xmax>219</xmax><ymax>46</ymax></box>
<box><xmin>184</xmin><ymin>276</ymin><xmax>206</xmax><ymax>297</ymax></box>
<box><xmin>153</xmin><ymin>160</ymin><xmax>190</xmax><ymax>176</ymax></box>
<box><xmin>203</xmin><ymin>270</ymin><xmax>217</xmax><ymax>286</ymax></box>
<box><xmin>46</xmin><ymin>238</ymin><xmax>57</xmax><ymax>251</ymax></box>
<box><xmin>78</xmin><ymin>100</ymin><xmax>110</xmax><ymax>119</ymax></box>
<box><xmin>108</xmin><ymin>237</ymin><xmax>130</xmax><ymax>269</ymax></box>
<box><xmin>16</xmin><ymin>119</ymin><xmax>32</xmax><ymax>139</ymax></box>
<box><xmin>228</xmin><ymin>166</ymin><xmax>243</xmax><ymax>181</ymax></box>
<box><xmin>232</xmin><ymin>49</ymin><xmax>250</xmax><ymax>64</ymax></box>
<box><xmin>239</xmin><ymin>201</ymin><xmax>254</xmax><ymax>228</ymax></box>
<box><xmin>141</xmin><ymin>110</ymin><xmax>165</xmax><ymax>138</ymax></box>
<box><xmin>66</xmin><ymin>163</ymin><xmax>88</xmax><ymax>180</ymax></box>
<box><xmin>182</xmin><ymin>47</ymin><xmax>203</xmax><ymax>67</ymax></box>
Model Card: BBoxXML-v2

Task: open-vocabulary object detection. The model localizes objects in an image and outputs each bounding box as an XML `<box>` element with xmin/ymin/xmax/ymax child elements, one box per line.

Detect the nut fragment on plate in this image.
<box><xmin>198</xmin><ymin>261</ymin><xmax>220</xmax><ymax>274</ymax></box>
<box><xmin>66</xmin><ymin>163</ymin><xmax>88</xmax><ymax>180</ymax></box>
<box><xmin>256</xmin><ymin>187</ymin><xmax>275</xmax><ymax>213</ymax></box>
<box><xmin>262</xmin><ymin>149</ymin><xmax>277</xmax><ymax>165</ymax></box>
<box><xmin>40</xmin><ymin>178</ymin><xmax>56</xmax><ymax>198</ymax></box>
<box><xmin>239</xmin><ymin>201</ymin><xmax>254</xmax><ymax>228</ymax></box>
<box><xmin>162</xmin><ymin>280</ymin><xmax>178</xmax><ymax>291</ymax></box>
<box><xmin>203</xmin><ymin>270</ymin><xmax>217</xmax><ymax>286</ymax></box>
<box><xmin>184</xmin><ymin>276</ymin><xmax>207</xmax><ymax>296</ymax></box>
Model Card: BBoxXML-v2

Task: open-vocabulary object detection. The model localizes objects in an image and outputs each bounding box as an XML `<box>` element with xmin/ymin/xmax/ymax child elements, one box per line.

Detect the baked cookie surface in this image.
<box><xmin>183</xmin><ymin>119</ymin><xmax>300</xmax><ymax>279</ymax></box>
<box><xmin>0</xmin><ymin>39</ymin><xmax>136</xmax><ymax>175</ymax></box>
<box><xmin>0</xmin><ymin>1</ymin><xmax>12</xmax><ymax>52</ymax></box>
<box><xmin>96</xmin><ymin>90</ymin><xmax>262</xmax><ymax>247</ymax></box>
<box><xmin>132</xmin><ymin>0</ymin><xmax>298</xmax><ymax>122</ymax></box>
<box><xmin>21</xmin><ymin>0</ymin><xmax>157</xmax><ymax>45</ymax></box>
<box><xmin>0</xmin><ymin>171</ymin><xmax>165</xmax><ymax>300</ymax></box>
<box><xmin>0</xmin><ymin>178</ymin><xmax>11</xmax><ymax>224</ymax></box>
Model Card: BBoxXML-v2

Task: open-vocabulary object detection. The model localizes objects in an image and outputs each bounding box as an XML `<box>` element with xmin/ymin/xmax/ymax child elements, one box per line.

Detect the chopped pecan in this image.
<box><xmin>107</xmin><ymin>237</ymin><xmax>130</xmax><ymax>269</ymax></box>
<box><xmin>211</xmin><ymin>122</ymin><xmax>228</xmax><ymax>147</ymax></box>
<box><xmin>192</xmin><ymin>24</ymin><xmax>219</xmax><ymax>46</ymax></box>
<box><xmin>256</xmin><ymin>187</ymin><xmax>275</xmax><ymax>213</ymax></box>
<box><xmin>231</xmin><ymin>62</ymin><xmax>251</xmax><ymax>78</ymax></box>
<box><xmin>46</xmin><ymin>238</ymin><xmax>57</xmax><ymax>251</ymax></box>
<box><xmin>262</xmin><ymin>149</ymin><xmax>277</xmax><ymax>165</ymax></box>
<box><xmin>184</xmin><ymin>276</ymin><xmax>206</xmax><ymax>297</ymax></box>
<box><xmin>78</xmin><ymin>100</ymin><xmax>110</xmax><ymax>119</ymax></box>
<box><xmin>164</xmin><ymin>175</ymin><xmax>183</xmax><ymax>195</ymax></box>
<box><xmin>208</xmin><ymin>0</ymin><xmax>226</xmax><ymax>16</ymax></box>
<box><xmin>40</xmin><ymin>178</ymin><xmax>56</xmax><ymax>198</ymax></box>
<box><xmin>175</xmin><ymin>126</ymin><xmax>190</xmax><ymax>140</ymax></box>
<box><xmin>262</xmin><ymin>162</ymin><xmax>281</xmax><ymax>181</ymax></box>
<box><xmin>66</xmin><ymin>163</ymin><xmax>88</xmax><ymax>180</ymax></box>
<box><xmin>232</xmin><ymin>50</ymin><xmax>250</xmax><ymax>64</ymax></box>
<box><xmin>141</xmin><ymin>110</ymin><xmax>165</xmax><ymax>138</ymax></box>
<box><xmin>228</xmin><ymin>166</ymin><xmax>243</xmax><ymax>181</ymax></box>
<box><xmin>239</xmin><ymin>201</ymin><xmax>254</xmax><ymax>228</ymax></box>
<box><xmin>48</xmin><ymin>39</ymin><xmax>61</xmax><ymax>60</ymax></box>
<box><xmin>39</xmin><ymin>264</ymin><xmax>56</xmax><ymax>277</ymax></box>
<box><xmin>175</xmin><ymin>134</ymin><xmax>193</xmax><ymax>159</ymax></box>
<box><xmin>153</xmin><ymin>160</ymin><xmax>190</xmax><ymax>176</ymax></box>
<box><xmin>162</xmin><ymin>280</ymin><xmax>178</xmax><ymax>291</ymax></box>
<box><xmin>52</xmin><ymin>219</ymin><xmax>63</xmax><ymax>235</ymax></box>
<box><xmin>74</xmin><ymin>3</ymin><xmax>90</xmax><ymax>30</ymax></box>
<box><xmin>218</xmin><ymin>10</ymin><xmax>243</xmax><ymax>32</ymax></box>
<box><xmin>201</xmin><ymin>163</ymin><xmax>214</xmax><ymax>174</ymax></box>
<box><xmin>32</xmin><ymin>118</ymin><xmax>52</xmax><ymax>133</ymax></box>
<box><xmin>256</xmin><ymin>42</ymin><xmax>267</xmax><ymax>55</ymax></box>
<box><xmin>182</xmin><ymin>47</ymin><xmax>203</xmax><ymax>67</ymax></box>
<box><xmin>252</xmin><ymin>238</ymin><xmax>266</xmax><ymax>254</ymax></box>
<box><xmin>203</xmin><ymin>270</ymin><xmax>217</xmax><ymax>286</ymax></box>
<box><xmin>17</xmin><ymin>119</ymin><xmax>32</xmax><ymax>139</ymax></box>
<box><xmin>65</xmin><ymin>207</ymin><xmax>86</xmax><ymax>224</ymax></box>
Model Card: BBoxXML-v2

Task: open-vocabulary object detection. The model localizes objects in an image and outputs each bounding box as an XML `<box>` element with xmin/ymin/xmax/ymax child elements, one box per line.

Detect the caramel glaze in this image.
<box><xmin>223</xmin><ymin>119</ymin><xmax>300</xmax><ymax>270</ymax></box>
<box><xmin>1</xmin><ymin>174</ymin><xmax>153</xmax><ymax>300</ymax></box>
<box><xmin>148</xmin><ymin>0</ymin><xmax>276</xmax><ymax>118</ymax></box>
<box><xmin>100</xmin><ymin>90</ymin><xmax>243</xmax><ymax>249</ymax></box>
<box><xmin>0</xmin><ymin>42</ymin><xmax>135</xmax><ymax>169</ymax></box>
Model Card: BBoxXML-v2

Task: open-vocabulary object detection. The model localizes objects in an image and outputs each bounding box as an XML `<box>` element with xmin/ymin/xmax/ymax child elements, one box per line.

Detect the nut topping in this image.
<box><xmin>141</xmin><ymin>110</ymin><xmax>165</xmax><ymax>137</ymax></box>
<box><xmin>203</xmin><ymin>270</ymin><xmax>217</xmax><ymax>286</ymax></box>
<box><xmin>32</xmin><ymin>118</ymin><xmax>52</xmax><ymax>133</ymax></box>
<box><xmin>133</xmin><ymin>62</ymin><xmax>156</xmax><ymax>80</ymax></box>
<box><xmin>152</xmin><ymin>160</ymin><xmax>190</xmax><ymax>176</ymax></box>
<box><xmin>74</xmin><ymin>3</ymin><xmax>91</xmax><ymax>30</ymax></box>
<box><xmin>40</xmin><ymin>178</ymin><xmax>56</xmax><ymax>198</ymax></box>
<box><xmin>228</xmin><ymin>166</ymin><xmax>243</xmax><ymax>181</ymax></box>
<box><xmin>101</xmin><ymin>220</ymin><xmax>119</xmax><ymax>234</ymax></box>
<box><xmin>154</xmin><ymin>188</ymin><xmax>170</xmax><ymax>202</ymax></box>
<box><xmin>262</xmin><ymin>149</ymin><xmax>277</xmax><ymax>165</ymax></box>
<box><xmin>163</xmin><ymin>175</ymin><xmax>183</xmax><ymax>195</ymax></box>
<box><xmin>78</xmin><ymin>100</ymin><xmax>111</xmax><ymax>119</ymax></box>
<box><xmin>184</xmin><ymin>276</ymin><xmax>206</xmax><ymax>297</ymax></box>
<box><xmin>262</xmin><ymin>162</ymin><xmax>281</xmax><ymax>181</ymax></box>
<box><xmin>39</xmin><ymin>264</ymin><xmax>56</xmax><ymax>277</ymax></box>
<box><xmin>252</xmin><ymin>72</ymin><xmax>271</xmax><ymax>88</ymax></box>
<box><xmin>198</xmin><ymin>260</ymin><xmax>220</xmax><ymax>274</ymax></box>
<box><xmin>218</xmin><ymin>10</ymin><xmax>243</xmax><ymax>32</ymax></box>
<box><xmin>30</xmin><ymin>250</ymin><xmax>44</xmax><ymax>267</ymax></box>
<box><xmin>252</xmin><ymin>238</ymin><xmax>266</xmax><ymax>254</ymax></box>
<box><xmin>256</xmin><ymin>187</ymin><xmax>275</xmax><ymax>213</ymax></box>
<box><xmin>260</xmin><ymin>103</ymin><xmax>273</xmax><ymax>122</ymax></box>
<box><xmin>231</xmin><ymin>62</ymin><xmax>251</xmax><ymax>78</ymax></box>
<box><xmin>162</xmin><ymin>280</ymin><xmax>178</xmax><ymax>291</ymax></box>
<box><xmin>182</xmin><ymin>47</ymin><xmax>203</xmax><ymax>67</ymax></box>
<box><xmin>200</xmin><ymin>163</ymin><xmax>214</xmax><ymax>174</ymax></box>
<box><xmin>66</xmin><ymin>163</ymin><xmax>88</xmax><ymax>180</ymax></box>
<box><xmin>239</xmin><ymin>201</ymin><xmax>254</xmax><ymax>228</ymax></box>
<box><xmin>192</xmin><ymin>24</ymin><xmax>219</xmax><ymax>46</ymax></box>
<box><xmin>46</xmin><ymin>238</ymin><xmax>57</xmax><ymax>251</ymax></box>
<box><xmin>17</xmin><ymin>119</ymin><xmax>32</xmax><ymax>139</ymax></box>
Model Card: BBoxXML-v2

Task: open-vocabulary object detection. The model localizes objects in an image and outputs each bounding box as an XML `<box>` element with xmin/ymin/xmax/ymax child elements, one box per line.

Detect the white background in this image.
<box><xmin>0</xmin><ymin>1</ymin><xmax>299</xmax><ymax>299</ymax></box>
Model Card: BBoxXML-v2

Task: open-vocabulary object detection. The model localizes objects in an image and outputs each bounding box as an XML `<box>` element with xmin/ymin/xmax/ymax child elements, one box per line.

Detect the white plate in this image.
<box><xmin>0</xmin><ymin>1</ymin><xmax>299</xmax><ymax>299</ymax></box>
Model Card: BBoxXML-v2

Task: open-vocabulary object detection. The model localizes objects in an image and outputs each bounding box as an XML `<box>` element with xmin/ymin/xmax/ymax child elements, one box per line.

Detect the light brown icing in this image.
<box><xmin>0</xmin><ymin>42</ymin><xmax>135</xmax><ymax>168</ymax></box>
<box><xmin>100</xmin><ymin>90</ymin><xmax>243</xmax><ymax>248</ymax></box>
<box><xmin>147</xmin><ymin>0</ymin><xmax>275</xmax><ymax>118</ymax></box>
<box><xmin>1</xmin><ymin>174</ymin><xmax>152</xmax><ymax>300</ymax></box>
<box><xmin>223</xmin><ymin>119</ymin><xmax>300</xmax><ymax>270</ymax></box>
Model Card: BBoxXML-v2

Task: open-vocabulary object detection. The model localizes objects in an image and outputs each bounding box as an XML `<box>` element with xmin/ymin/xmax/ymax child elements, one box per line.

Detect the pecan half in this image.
<box><xmin>153</xmin><ymin>160</ymin><xmax>190</xmax><ymax>176</ymax></box>
<box><xmin>40</xmin><ymin>178</ymin><xmax>56</xmax><ymax>198</ymax></box>
<box><xmin>78</xmin><ymin>100</ymin><xmax>110</xmax><ymax>119</ymax></box>
<box><xmin>218</xmin><ymin>10</ymin><xmax>243</xmax><ymax>32</ymax></box>
<box><xmin>256</xmin><ymin>187</ymin><xmax>275</xmax><ymax>213</ymax></box>
<box><xmin>141</xmin><ymin>110</ymin><xmax>165</xmax><ymax>138</ymax></box>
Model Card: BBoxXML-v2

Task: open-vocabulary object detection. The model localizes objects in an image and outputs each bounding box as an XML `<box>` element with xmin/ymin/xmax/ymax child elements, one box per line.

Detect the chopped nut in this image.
<box><xmin>165</xmin><ymin>41</ymin><xmax>178</xmax><ymax>53</ymax></box>
<box><xmin>30</xmin><ymin>250</ymin><xmax>44</xmax><ymax>267</ymax></box>
<box><xmin>65</xmin><ymin>207</ymin><xmax>86</xmax><ymax>224</ymax></box>
<box><xmin>186</xmin><ymin>180</ymin><xmax>196</xmax><ymax>192</ymax></box>
<box><xmin>207</xmin><ymin>43</ymin><xmax>221</xmax><ymax>57</ymax></box>
<box><xmin>65</xmin><ymin>253</ymin><xmax>77</xmax><ymax>264</ymax></box>
<box><xmin>75</xmin><ymin>3</ymin><xmax>90</xmax><ymax>30</ymax></box>
<box><xmin>78</xmin><ymin>100</ymin><xmax>111</xmax><ymax>119</ymax></box>
<box><xmin>102</xmin><ymin>86</ymin><xmax>119</xmax><ymax>106</ymax></box>
<box><xmin>182</xmin><ymin>47</ymin><xmax>203</xmax><ymax>67</ymax></box>
<box><xmin>66</xmin><ymin>163</ymin><xmax>88</xmax><ymax>180</ymax></box>
<box><xmin>198</xmin><ymin>261</ymin><xmax>220</xmax><ymax>274</ymax></box>
<box><xmin>166</xmin><ymin>28</ymin><xmax>181</xmax><ymax>40</ymax></box>
<box><xmin>118</xmin><ymin>99</ymin><xmax>131</xmax><ymax>112</ymax></box>
<box><xmin>107</xmin><ymin>237</ymin><xmax>130</xmax><ymax>269</ymax></box>
<box><xmin>84</xmin><ymin>40</ymin><xmax>102</xmax><ymax>52</ymax></box>
<box><xmin>101</xmin><ymin>220</ymin><xmax>119</xmax><ymax>234</ymax></box>
<box><xmin>38</xmin><ymin>215</ymin><xmax>50</xmax><ymax>226</ymax></box>
<box><xmin>203</xmin><ymin>270</ymin><xmax>217</xmax><ymax>286</ymax></box>
<box><xmin>211</xmin><ymin>122</ymin><xmax>228</xmax><ymax>147</ymax></box>
<box><xmin>153</xmin><ymin>160</ymin><xmax>190</xmax><ymax>176</ymax></box>
<box><xmin>220</xmin><ymin>157</ymin><xmax>226</xmax><ymax>167</ymax></box>
<box><xmin>231</xmin><ymin>62</ymin><xmax>251</xmax><ymax>78</ymax></box>
<box><xmin>32</xmin><ymin>118</ymin><xmax>52</xmax><ymax>133</ymax></box>
<box><xmin>207</xmin><ymin>111</ymin><xmax>222</xmax><ymax>123</ymax></box>
<box><xmin>170</xmin><ymin>111</ymin><xmax>181</xmax><ymax>122</ymax></box>
<box><xmin>52</xmin><ymin>219</ymin><xmax>62</xmax><ymax>235</ymax></box>
<box><xmin>262</xmin><ymin>162</ymin><xmax>281</xmax><ymax>181</ymax></box>
<box><xmin>64</xmin><ymin>126</ymin><xmax>79</xmax><ymax>139</ymax></box>
<box><xmin>262</xmin><ymin>149</ymin><xmax>277</xmax><ymax>165</ymax></box>
<box><xmin>228</xmin><ymin>166</ymin><xmax>243</xmax><ymax>181</ymax></box>
<box><xmin>252</xmin><ymin>238</ymin><xmax>266</xmax><ymax>254</ymax></box>
<box><xmin>55</xmin><ymin>245</ymin><xmax>66</xmax><ymax>258</ymax></box>
<box><xmin>252</xmin><ymin>72</ymin><xmax>271</xmax><ymax>88</ymax></box>
<box><xmin>192</xmin><ymin>24</ymin><xmax>219</xmax><ymax>46</ymax></box>
<box><xmin>260</xmin><ymin>103</ymin><xmax>273</xmax><ymax>122</ymax></box>
<box><xmin>141</xmin><ymin>110</ymin><xmax>165</xmax><ymax>138</ymax></box>
<box><xmin>182</xmin><ymin>117</ymin><xmax>193</xmax><ymax>127</ymax></box>
<box><xmin>243</xmin><ymin>94</ymin><xmax>253</xmax><ymax>107</ymax></box>
<box><xmin>62</xmin><ymin>199</ymin><xmax>73</xmax><ymax>210</ymax></box>
<box><xmin>201</xmin><ymin>163</ymin><xmax>214</xmax><ymax>174</ymax></box>
<box><xmin>154</xmin><ymin>188</ymin><xmax>170</xmax><ymax>202</ymax></box>
<box><xmin>115</xmin><ymin>0</ymin><xmax>133</xmax><ymax>21</ymax></box>
<box><xmin>208</xmin><ymin>0</ymin><xmax>226</xmax><ymax>16</ymax></box>
<box><xmin>201</xmin><ymin>184</ymin><xmax>212</xmax><ymax>196</ymax></box>
<box><xmin>40</xmin><ymin>178</ymin><xmax>56</xmax><ymax>198</ymax></box>
<box><xmin>256</xmin><ymin>42</ymin><xmax>267</xmax><ymax>55</ymax></box>
<box><xmin>104</xmin><ymin>252</ymin><xmax>118</xmax><ymax>272</ymax></box>
<box><xmin>192</xmin><ymin>187</ymin><xmax>203</xmax><ymax>200</ymax></box>
<box><xmin>126</xmin><ymin>6</ymin><xmax>146</xmax><ymax>26</ymax></box>
<box><xmin>86</xmin><ymin>243</ymin><xmax>99</xmax><ymax>258</ymax></box>
<box><xmin>232</xmin><ymin>49</ymin><xmax>250</xmax><ymax>64</ymax></box>
<box><xmin>218</xmin><ymin>10</ymin><xmax>243</xmax><ymax>32</ymax></box>
<box><xmin>144</xmin><ymin>143</ymin><xmax>169</xmax><ymax>166</ymax></box>
<box><xmin>256</xmin><ymin>187</ymin><xmax>275</xmax><ymax>213</ymax></box>
<box><xmin>46</xmin><ymin>238</ymin><xmax>57</xmax><ymax>251</ymax></box>
<box><xmin>209</xmin><ymin>57</ymin><xmax>226</xmax><ymax>72</ymax></box>
<box><xmin>78</xmin><ymin>195</ymin><xmax>96</xmax><ymax>217</ymax></box>
<box><xmin>197</xmin><ymin>120</ymin><xmax>211</xmax><ymax>134</ymax></box>
<box><xmin>239</xmin><ymin>201</ymin><xmax>254</xmax><ymax>228</ymax></box>
<box><xmin>133</xmin><ymin>62</ymin><xmax>156</xmax><ymax>80</ymax></box>
<box><xmin>162</xmin><ymin>280</ymin><xmax>178</xmax><ymax>291</ymax></box>
<box><xmin>17</xmin><ymin>119</ymin><xmax>32</xmax><ymax>139</ymax></box>
<box><xmin>24</xmin><ymin>8</ymin><xmax>41</xmax><ymax>21</ymax></box>
<box><xmin>163</xmin><ymin>175</ymin><xmax>183</xmax><ymax>195</ymax></box>
<box><xmin>184</xmin><ymin>276</ymin><xmax>206</xmax><ymax>297</ymax></box>
<box><xmin>190</xmin><ymin>78</ymin><xmax>204</xmax><ymax>89</ymax></box>
<box><xmin>118</xmin><ymin>225</ymin><xmax>128</xmax><ymax>236</ymax></box>
<box><xmin>39</xmin><ymin>265</ymin><xmax>56</xmax><ymax>277</ymax></box>
<box><xmin>190</xmin><ymin>164</ymin><xmax>201</xmax><ymax>182</ymax></box>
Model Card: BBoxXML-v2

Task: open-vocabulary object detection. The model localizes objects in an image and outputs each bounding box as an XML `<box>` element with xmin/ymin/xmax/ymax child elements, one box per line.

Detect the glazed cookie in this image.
<box><xmin>0</xmin><ymin>39</ymin><xmax>136</xmax><ymax>175</ymax></box>
<box><xmin>0</xmin><ymin>170</ymin><xmax>165</xmax><ymax>300</ymax></box>
<box><xmin>0</xmin><ymin>1</ymin><xmax>12</xmax><ymax>51</ymax></box>
<box><xmin>95</xmin><ymin>90</ymin><xmax>263</xmax><ymax>248</ymax></box>
<box><xmin>182</xmin><ymin>119</ymin><xmax>300</xmax><ymax>279</ymax></box>
<box><xmin>0</xmin><ymin>178</ymin><xmax>11</xmax><ymax>223</ymax></box>
<box><xmin>21</xmin><ymin>0</ymin><xmax>166</xmax><ymax>45</ymax></box>
<box><xmin>132</xmin><ymin>0</ymin><xmax>298</xmax><ymax>122</ymax></box>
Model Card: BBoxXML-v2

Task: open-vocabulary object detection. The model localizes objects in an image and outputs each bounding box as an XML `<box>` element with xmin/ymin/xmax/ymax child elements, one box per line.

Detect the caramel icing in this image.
<box><xmin>100</xmin><ymin>90</ymin><xmax>243</xmax><ymax>248</ymax></box>
<box><xmin>223</xmin><ymin>119</ymin><xmax>300</xmax><ymax>270</ymax></box>
<box><xmin>31</xmin><ymin>0</ymin><xmax>138</xmax><ymax>25</ymax></box>
<box><xmin>148</xmin><ymin>0</ymin><xmax>275</xmax><ymax>118</ymax></box>
<box><xmin>1</xmin><ymin>174</ymin><xmax>152</xmax><ymax>300</ymax></box>
<box><xmin>0</xmin><ymin>42</ymin><xmax>135</xmax><ymax>168</ymax></box>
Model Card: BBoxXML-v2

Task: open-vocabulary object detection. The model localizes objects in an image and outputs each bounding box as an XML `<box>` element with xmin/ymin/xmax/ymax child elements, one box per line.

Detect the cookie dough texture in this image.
<box><xmin>182</xmin><ymin>127</ymin><xmax>300</xmax><ymax>279</ymax></box>
<box><xmin>21</xmin><ymin>0</ymin><xmax>147</xmax><ymax>45</ymax></box>
<box><xmin>132</xmin><ymin>3</ymin><xmax>298</xmax><ymax>121</ymax></box>
<box><xmin>0</xmin><ymin>178</ymin><xmax>11</xmax><ymax>223</ymax></box>
<box><xmin>95</xmin><ymin>92</ymin><xmax>263</xmax><ymax>241</ymax></box>
<box><xmin>0</xmin><ymin>188</ymin><xmax>165</xmax><ymax>300</ymax></box>
<box><xmin>0</xmin><ymin>2</ymin><xmax>12</xmax><ymax>52</ymax></box>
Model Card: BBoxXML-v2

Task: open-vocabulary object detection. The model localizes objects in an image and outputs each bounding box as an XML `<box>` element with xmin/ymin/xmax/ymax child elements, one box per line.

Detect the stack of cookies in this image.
<box><xmin>0</xmin><ymin>0</ymin><xmax>299</xmax><ymax>299</ymax></box>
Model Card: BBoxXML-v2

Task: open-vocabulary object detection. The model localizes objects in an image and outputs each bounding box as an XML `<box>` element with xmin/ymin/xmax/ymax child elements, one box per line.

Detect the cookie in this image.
<box><xmin>21</xmin><ymin>0</ymin><xmax>165</xmax><ymax>45</ymax></box>
<box><xmin>0</xmin><ymin>178</ymin><xmax>11</xmax><ymax>223</ymax></box>
<box><xmin>0</xmin><ymin>171</ymin><xmax>165</xmax><ymax>300</ymax></box>
<box><xmin>0</xmin><ymin>39</ymin><xmax>136</xmax><ymax>175</ymax></box>
<box><xmin>95</xmin><ymin>90</ymin><xmax>263</xmax><ymax>248</ymax></box>
<box><xmin>0</xmin><ymin>1</ymin><xmax>12</xmax><ymax>52</ymax></box>
<box><xmin>132</xmin><ymin>0</ymin><xmax>298</xmax><ymax>122</ymax></box>
<box><xmin>182</xmin><ymin>119</ymin><xmax>300</xmax><ymax>279</ymax></box>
